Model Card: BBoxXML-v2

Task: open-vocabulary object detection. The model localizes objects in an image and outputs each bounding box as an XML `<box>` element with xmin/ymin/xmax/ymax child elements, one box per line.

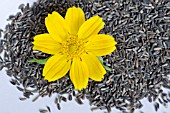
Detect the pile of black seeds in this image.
<box><xmin>0</xmin><ymin>0</ymin><xmax>170</xmax><ymax>112</ymax></box>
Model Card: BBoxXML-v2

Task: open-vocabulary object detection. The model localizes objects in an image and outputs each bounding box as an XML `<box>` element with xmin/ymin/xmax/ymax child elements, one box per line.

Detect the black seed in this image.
<box><xmin>39</xmin><ymin>109</ymin><xmax>48</xmax><ymax>113</ymax></box>
<box><xmin>56</xmin><ymin>103</ymin><xmax>61</xmax><ymax>110</ymax></box>
<box><xmin>54</xmin><ymin>97</ymin><xmax>58</xmax><ymax>104</ymax></box>
<box><xmin>148</xmin><ymin>95</ymin><xmax>152</xmax><ymax>103</ymax></box>
<box><xmin>75</xmin><ymin>98</ymin><xmax>83</xmax><ymax>105</ymax></box>
<box><xmin>68</xmin><ymin>94</ymin><xmax>72</xmax><ymax>101</ymax></box>
<box><xmin>61</xmin><ymin>96</ymin><xmax>67</xmax><ymax>102</ymax></box>
<box><xmin>32</xmin><ymin>95</ymin><xmax>41</xmax><ymax>102</ymax></box>
<box><xmin>19</xmin><ymin>97</ymin><xmax>27</xmax><ymax>101</ymax></box>
<box><xmin>154</xmin><ymin>102</ymin><xmax>159</xmax><ymax>111</ymax></box>
<box><xmin>158</xmin><ymin>98</ymin><xmax>163</xmax><ymax>104</ymax></box>
<box><xmin>46</xmin><ymin>106</ymin><xmax>51</xmax><ymax>112</ymax></box>
<box><xmin>1</xmin><ymin>0</ymin><xmax>170</xmax><ymax>113</ymax></box>
<box><xmin>18</xmin><ymin>4</ymin><xmax>25</xmax><ymax>10</ymax></box>
<box><xmin>16</xmin><ymin>86</ymin><xmax>24</xmax><ymax>92</ymax></box>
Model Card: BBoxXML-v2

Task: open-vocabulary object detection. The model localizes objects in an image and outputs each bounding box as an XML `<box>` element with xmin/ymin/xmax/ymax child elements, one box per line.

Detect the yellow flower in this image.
<box><xmin>32</xmin><ymin>7</ymin><xmax>117</xmax><ymax>90</ymax></box>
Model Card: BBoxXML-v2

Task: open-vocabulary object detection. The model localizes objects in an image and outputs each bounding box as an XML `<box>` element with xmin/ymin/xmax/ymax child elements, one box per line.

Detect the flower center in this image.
<box><xmin>69</xmin><ymin>44</ymin><xmax>78</xmax><ymax>53</ymax></box>
<box><xmin>61</xmin><ymin>34</ymin><xmax>85</xmax><ymax>59</ymax></box>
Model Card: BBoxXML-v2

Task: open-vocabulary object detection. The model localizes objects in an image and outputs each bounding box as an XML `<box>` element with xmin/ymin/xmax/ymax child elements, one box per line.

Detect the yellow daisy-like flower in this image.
<box><xmin>32</xmin><ymin>7</ymin><xmax>117</xmax><ymax>90</ymax></box>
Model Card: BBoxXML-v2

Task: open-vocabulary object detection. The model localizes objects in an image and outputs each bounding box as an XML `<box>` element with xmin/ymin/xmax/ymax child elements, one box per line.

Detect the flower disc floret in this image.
<box><xmin>61</xmin><ymin>35</ymin><xmax>85</xmax><ymax>59</ymax></box>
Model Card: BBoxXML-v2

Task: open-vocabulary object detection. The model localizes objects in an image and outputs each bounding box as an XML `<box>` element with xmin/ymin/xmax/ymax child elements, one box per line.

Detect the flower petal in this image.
<box><xmin>85</xmin><ymin>34</ymin><xmax>117</xmax><ymax>56</ymax></box>
<box><xmin>78</xmin><ymin>15</ymin><xmax>104</xmax><ymax>40</ymax></box>
<box><xmin>81</xmin><ymin>52</ymin><xmax>106</xmax><ymax>81</ymax></box>
<box><xmin>32</xmin><ymin>34</ymin><xmax>62</xmax><ymax>54</ymax></box>
<box><xmin>70</xmin><ymin>57</ymin><xmax>89</xmax><ymax>90</ymax></box>
<box><xmin>65</xmin><ymin>7</ymin><xmax>85</xmax><ymax>35</ymax></box>
<box><xmin>43</xmin><ymin>54</ymin><xmax>71</xmax><ymax>82</ymax></box>
<box><xmin>45</xmin><ymin>11</ymin><xmax>69</xmax><ymax>42</ymax></box>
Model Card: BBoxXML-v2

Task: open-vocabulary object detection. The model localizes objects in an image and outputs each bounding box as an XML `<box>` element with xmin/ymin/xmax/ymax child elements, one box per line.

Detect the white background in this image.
<box><xmin>0</xmin><ymin>0</ymin><xmax>170</xmax><ymax>113</ymax></box>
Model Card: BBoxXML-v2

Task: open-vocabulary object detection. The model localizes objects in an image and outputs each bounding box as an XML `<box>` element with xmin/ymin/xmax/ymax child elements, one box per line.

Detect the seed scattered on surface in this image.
<box><xmin>0</xmin><ymin>0</ymin><xmax>170</xmax><ymax>113</ymax></box>
<box><xmin>154</xmin><ymin>102</ymin><xmax>159</xmax><ymax>111</ymax></box>
<box><xmin>56</xmin><ymin>103</ymin><xmax>61</xmax><ymax>110</ymax></box>
<box><xmin>39</xmin><ymin>109</ymin><xmax>48</xmax><ymax>113</ymax></box>
<box><xmin>19</xmin><ymin>97</ymin><xmax>27</xmax><ymax>101</ymax></box>
<box><xmin>46</xmin><ymin>106</ymin><xmax>51</xmax><ymax>113</ymax></box>
<box><xmin>75</xmin><ymin>97</ymin><xmax>83</xmax><ymax>105</ymax></box>
<box><xmin>0</xmin><ymin>28</ymin><xmax>3</xmax><ymax>38</ymax></box>
<box><xmin>68</xmin><ymin>94</ymin><xmax>72</xmax><ymax>101</ymax></box>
